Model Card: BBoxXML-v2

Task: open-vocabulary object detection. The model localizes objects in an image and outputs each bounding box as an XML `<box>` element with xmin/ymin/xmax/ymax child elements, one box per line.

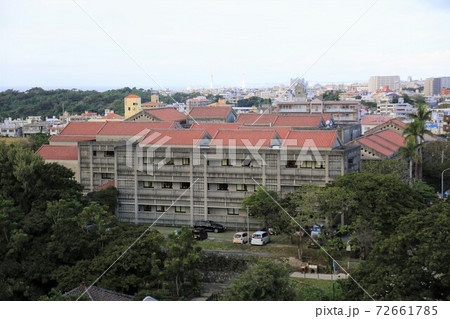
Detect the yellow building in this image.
<box><xmin>124</xmin><ymin>94</ymin><xmax>142</xmax><ymax>119</ymax></box>
<box><xmin>208</xmin><ymin>98</ymin><xmax>234</xmax><ymax>107</ymax></box>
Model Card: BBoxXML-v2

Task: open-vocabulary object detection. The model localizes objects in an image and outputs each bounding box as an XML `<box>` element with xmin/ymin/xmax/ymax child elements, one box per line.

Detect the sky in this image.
<box><xmin>0</xmin><ymin>0</ymin><xmax>449</xmax><ymax>91</ymax></box>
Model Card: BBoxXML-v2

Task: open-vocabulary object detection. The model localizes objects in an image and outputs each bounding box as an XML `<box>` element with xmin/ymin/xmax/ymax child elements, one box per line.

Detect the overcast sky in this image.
<box><xmin>1</xmin><ymin>0</ymin><xmax>449</xmax><ymax>90</ymax></box>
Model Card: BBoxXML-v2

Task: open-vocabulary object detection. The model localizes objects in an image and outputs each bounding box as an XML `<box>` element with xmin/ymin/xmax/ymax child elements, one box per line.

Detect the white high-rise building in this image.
<box><xmin>424</xmin><ymin>77</ymin><xmax>450</xmax><ymax>96</ymax></box>
<box><xmin>368</xmin><ymin>76</ymin><xmax>400</xmax><ymax>92</ymax></box>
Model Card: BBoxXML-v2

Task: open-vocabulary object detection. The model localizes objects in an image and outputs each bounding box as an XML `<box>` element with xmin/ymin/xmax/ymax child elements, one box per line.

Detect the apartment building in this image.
<box><xmin>274</xmin><ymin>99</ymin><xmax>361</xmax><ymax>123</ymax></box>
<box><xmin>424</xmin><ymin>77</ymin><xmax>450</xmax><ymax>96</ymax></box>
<box><xmin>368</xmin><ymin>76</ymin><xmax>400</xmax><ymax>92</ymax></box>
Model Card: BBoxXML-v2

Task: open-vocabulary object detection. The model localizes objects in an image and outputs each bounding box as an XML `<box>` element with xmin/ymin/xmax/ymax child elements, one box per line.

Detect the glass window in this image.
<box><xmin>104</xmin><ymin>151</ymin><xmax>114</xmax><ymax>157</ymax></box>
<box><xmin>156</xmin><ymin>206</ymin><xmax>166</xmax><ymax>212</ymax></box>
<box><xmin>315</xmin><ymin>161</ymin><xmax>325</xmax><ymax>169</ymax></box>
<box><xmin>101</xmin><ymin>173</ymin><xmax>113</xmax><ymax>179</ymax></box>
<box><xmin>286</xmin><ymin>160</ymin><xmax>297</xmax><ymax>168</ymax></box>
<box><xmin>227</xmin><ymin>208</ymin><xmax>238</xmax><ymax>215</ymax></box>
<box><xmin>236</xmin><ymin>184</ymin><xmax>247</xmax><ymax>191</ymax></box>
<box><xmin>217</xmin><ymin>184</ymin><xmax>229</xmax><ymax>191</ymax></box>
<box><xmin>175</xmin><ymin>206</ymin><xmax>186</xmax><ymax>213</ymax></box>
<box><xmin>182</xmin><ymin>158</ymin><xmax>190</xmax><ymax>165</ymax></box>
<box><xmin>166</xmin><ymin>158</ymin><xmax>174</xmax><ymax>165</ymax></box>
<box><xmin>162</xmin><ymin>182</ymin><xmax>173</xmax><ymax>189</ymax></box>
<box><xmin>181</xmin><ymin>182</ymin><xmax>190</xmax><ymax>189</ymax></box>
<box><xmin>221</xmin><ymin>159</ymin><xmax>231</xmax><ymax>166</ymax></box>
<box><xmin>143</xmin><ymin>181</ymin><xmax>153</xmax><ymax>188</ymax></box>
<box><xmin>138</xmin><ymin>205</ymin><xmax>152</xmax><ymax>212</ymax></box>
<box><xmin>300</xmin><ymin>161</ymin><xmax>313</xmax><ymax>168</ymax></box>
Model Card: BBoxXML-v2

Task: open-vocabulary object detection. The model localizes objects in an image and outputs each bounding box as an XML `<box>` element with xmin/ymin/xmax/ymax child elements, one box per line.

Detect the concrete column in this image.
<box><xmin>277</xmin><ymin>151</ymin><xmax>281</xmax><ymax>192</ymax></box>
<box><xmin>134</xmin><ymin>147</ymin><xmax>138</xmax><ymax>224</ymax></box>
<box><xmin>89</xmin><ymin>144</ymin><xmax>93</xmax><ymax>192</ymax></box>
<box><xmin>262</xmin><ymin>153</ymin><xmax>266</xmax><ymax>186</ymax></box>
<box><xmin>325</xmin><ymin>154</ymin><xmax>329</xmax><ymax>183</ymax></box>
<box><xmin>203</xmin><ymin>153</ymin><xmax>208</xmax><ymax>219</ymax></box>
<box><xmin>189</xmin><ymin>151</ymin><xmax>194</xmax><ymax>227</ymax></box>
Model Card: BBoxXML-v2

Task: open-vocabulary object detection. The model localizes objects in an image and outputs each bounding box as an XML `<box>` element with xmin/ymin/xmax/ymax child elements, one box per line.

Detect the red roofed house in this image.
<box><xmin>36</xmin><ymin>145</ymin><xmax>80</xmax><ymax>180</ymax></box>
<box><xmin>190</xmin><ymin>123</ymin><xmax>241</xmax><ymax>136</ymax></box>
<box><xmin>188</xmin><ymin>106</ymin><xmax>236</xmax><ymax>124</ymax></box>
<box><xmin>235</xmin><ymin>113</ymin><xmax>278</xmax><ymax>126</ymax></box>
<box><xmin>125</xmin><ymin>108</ymin><xmax>186</xmax><ymax>125</ymax></box>
<box><xmin>350</xmin><ymin>129</ymin><xmax>405</xmax><ymax>160</ymax></box>
<box><xmin>361</xmin><ymin>115</ymin><xmax>393</xmax><ymax>134</ymax></box>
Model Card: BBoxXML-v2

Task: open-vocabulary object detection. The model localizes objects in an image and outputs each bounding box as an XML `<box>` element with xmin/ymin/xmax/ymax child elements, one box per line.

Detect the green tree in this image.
<box><xmin>341</xmin><ymin>203</ymin><xmax>450</xmax><ymax>300</ymax></box>
<box><xmin>399</xmin><ymin>137</ymin><xmax>420</xmax><ymax>184</ymax></box>
<box><xmin>28</xmin><ymin>133</ymin><xmax>50</xmax><ymax>152</ymax></box>
<box><xmin>222</xmin><ymin>260</ymin><xmax>296</xmax><ymax>301</ymax></box>
<box><xmin>361</xmin><ymin>158</ymin><xmax>408</xmax><ymax>180</ymax></box>
<box><xmin>242</xmin><ymin>186</ymin><xmax>280</xmax><ymax>229</ymax></box>
<box><xmin>87</xmin><ymin>186</ymin><xmax>119</xmax><ymax>214</ymax></box>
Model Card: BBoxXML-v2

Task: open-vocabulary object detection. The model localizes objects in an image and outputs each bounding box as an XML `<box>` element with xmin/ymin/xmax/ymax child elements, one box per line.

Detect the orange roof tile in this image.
<box><xmin>391</xmin><ymin>118</ymin><xmax>406</xmax><ymax>128</ymax></box>
<box><xmin>356</xmin><ymin>129</ymin><xmax>404</xmax><ymax>157</ymax></box>
<box><xmin>190</xmin><ymin>123</ymin><xmax>241</xmax><ymax>136</ymax></box>
<box><xmin>361</xmin><ymin>115</ymin><xmax>393</xmax><ymax>126</ymax></box>
<box><xmin>125</xmin><ymin>94</ymin><xmax>140</xmax><ymax>98</ymax></box>
<box><xmin>37</xmin><ymin>145</ymin><xmax>78</xmax><ymax>160</ymax></box>
<box><xmin>235</xmin><ymin>114</ymin><xmax>278</xmax><ymax>125</ymax></box>
<box><xmin>189</xmin><ymin>107</ymin><xmax>233</xmax><ymax>118</ymax></box>
<box><xmin>97</xmin><ymin>122</ymin><xmax>174</xmax><ymax>136</ymax></box>
<box><xmin>210</xmin><ymin>129</ymin><xmax>280</xmax><ymax>147</ymax></box>
<box><xmin>103</xmin><ymin>113</ymin><xmax>124</xmax><ymax>120</ymax></box>
<box><xmin>274</xmin><ymin>115</ymin><xmax>323</xmax><ymax>127</ymax></box>
<box><xmin>59</xmin><ymin>122</ymin><xmax>106</xmax><ymax>136</ymax></box>
<box><xmin>95</xmin><ymin>180</ymin><xmax>115</xmax><ymax>190</ymax></box>
<box><xmin>140</xmin><ymin>129</ymin><xmax>209</xmax><ymax>146</ymax></box>
<box><xmin>283</xmin><ymin>130</ymin><xmax>339</xmax><ymax>148</ymax></box>
<box><xmin>376</xmin><ymin>129</ymin><xmax>405</xmax><ymax>146</ymax></box>
<box><xmin>49</xmin><ymin>135</ymin><xmax>96</xmax><ymax>142</ymax></box>
<box><xmin>145</xmin><ymin>108</ymin><xmax>186</xmax><ymax>122</ymax></box>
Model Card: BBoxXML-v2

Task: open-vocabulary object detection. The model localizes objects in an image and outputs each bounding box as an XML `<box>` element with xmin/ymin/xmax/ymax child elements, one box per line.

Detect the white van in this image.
<box><xmin>251</xmin><ymin>231</ymin><xmax>270</xmax><ymax>245</ymax></box>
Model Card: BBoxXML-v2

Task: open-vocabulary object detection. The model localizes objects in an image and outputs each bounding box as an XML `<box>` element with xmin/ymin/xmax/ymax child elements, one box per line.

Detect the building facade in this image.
<box><xmin>368</xmin><ymin>76</ymin><xmax>400</xmax><ymax>92</ymax></box>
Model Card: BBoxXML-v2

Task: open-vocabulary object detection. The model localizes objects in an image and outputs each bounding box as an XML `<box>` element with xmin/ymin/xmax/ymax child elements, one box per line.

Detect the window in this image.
<box><xmin>221</xmin><ymin>159</ymin><xmax>231</xmax><ymax>166</ymax></box>
<box><xmin>227</xmin><ymin>208</ymin><xmax>238</xmax><ymax>215</ymax></box>
<box><xmin>162</xmin><ymin>182</ymin><xmax>173</xmax><ymax>189</ymax></box>
<box><xmin>236</xmin><ymin>184</ymin><xmax>247</xmax><ymax>191</ymax></box>
<box><xmin>166</xmin><ymin>158</ymin><xmax>174</xmax><ymax>165</ymax></box>
<box><xmin>182</xmin><ymin>158</ymin><xmax>190</xmax><ymax>165</ymax></box>
<box><xmin>128</xmin><ymin>107</ymin><xmax>131</xmax><ymax>111</ymax></box>
<box><xmin>300</xmin><ymin>161</ymin><xmax>313</xmax><ymax>168</ymax></box>
<box><xmin>101</xmin><ymin>173</ymin><xmax>113</xmax><ymax>179</ymax></box>
<box><xmin>133</xmin><ymin>102</ymin><xmax>138</xmax><ymax>106</ymax></box>
<box><xmin>181</xmin><ymin>182</ymin><xmax>190</xmax><ymax>189</ymax></box>
<box><xmin>315</xmin><ymin>161</ymin><xmax>325</xmax><ymax>169</ymax></box>
<box><xmin>175</xmin><ymin>206</ymin><xmax>186</xmax><ymax>213</ymax></box>
<box><xmin>218</xmin><ymin>184</ymin><xmax>229</xmax><ymax>191</ymax></box>
<box><xmin>93</xmin><ymin>151</ymin><xmax>97</xmax><ymax>157</ymax></box>
<box><xmin>105</xmin><ymin>151</ymin><xmax>114</xmax><ymax>157</ymax></box>
<box><xmin>286</xmin><ymin>160</ymin><xmax>297</xmax><ymax>168</ymax></box>
<box><xmin>143</xmin><ymin>157</ymin><xmax>151</xmax><ymax>164</ymax></box>
<box><xmin>348</xmin><ymin>158</ymin><xmax>354</xmax><ymax>167</ymax></box>
<box><xmin>156</xmin><ymin>205</ymin><xmax>166</xmax><ymax>212</ymax></box>
<box><xmin>138</xmin><ymin>205</ymin><xmax>152</xmax><ymax>212</ymax></box>
<box><xmin>143</xmin><ymin>181</ymin><xmax>153</xmax><ymax>188</ymax></box>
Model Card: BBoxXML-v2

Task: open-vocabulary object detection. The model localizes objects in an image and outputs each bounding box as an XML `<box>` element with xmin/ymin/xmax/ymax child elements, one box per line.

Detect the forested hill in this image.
<box><xmin>0</xmin><ymin>87</ymin><xmax>206</xmax><ymax>120</ymax></box>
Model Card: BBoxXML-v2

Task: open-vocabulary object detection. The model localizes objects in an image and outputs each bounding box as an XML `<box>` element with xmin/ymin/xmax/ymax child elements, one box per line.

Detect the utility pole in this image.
<box><xmin>441</xmin><ymin>167</ymin><xmax>450</xmax><ymax>199</ymax></box>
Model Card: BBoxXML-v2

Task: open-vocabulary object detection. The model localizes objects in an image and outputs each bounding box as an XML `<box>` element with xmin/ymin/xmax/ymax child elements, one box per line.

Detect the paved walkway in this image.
<box><xmin>290</xmin><ymin>272</ymin><xmax>348</xmax><ymax>280</ymax></box>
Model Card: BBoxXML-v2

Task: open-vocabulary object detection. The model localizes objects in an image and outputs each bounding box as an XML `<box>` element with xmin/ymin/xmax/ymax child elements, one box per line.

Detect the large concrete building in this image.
<box><xmin>368</xmin><ymin>76</ymin><xmax>400</xmax><ymax>92</ymax></box>
<box><xmin>424</xmin><ymin>77</ymin><xmax>450</xmax><ymax>96</ymax></box>
<box><xmin>36</xmin><ymin>95</ymin><xmax>362</xmax><ymax>229</ymax></box>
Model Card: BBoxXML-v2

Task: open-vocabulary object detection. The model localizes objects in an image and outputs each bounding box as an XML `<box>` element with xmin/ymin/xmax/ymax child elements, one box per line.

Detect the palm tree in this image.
<box><xmin>399</xmin><ymin>137</ymin><xmax>420</xmax><ymax>185</ymax></box>
<box><xmin>403</xmin><ymin>104</ymin><xmax>432</xmax><ymax>180</ymax></box>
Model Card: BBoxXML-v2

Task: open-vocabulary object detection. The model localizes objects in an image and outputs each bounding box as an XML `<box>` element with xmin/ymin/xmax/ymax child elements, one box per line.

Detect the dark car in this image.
<box><xmin>194</xmin><ymin>220</ymin><xmax>226</xmax><ymax>233</ymax></box>
<box><xmin>192</xmin><ymin>228</ymin><xmax>208</xmax><ymax>240</ymax></box>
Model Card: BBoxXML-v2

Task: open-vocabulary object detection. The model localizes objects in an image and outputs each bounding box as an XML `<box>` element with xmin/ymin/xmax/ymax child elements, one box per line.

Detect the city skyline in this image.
<box><xmin>1</xmin><ymin>0</ymin><xmax>449</xmax><ymax>90</ymax></box>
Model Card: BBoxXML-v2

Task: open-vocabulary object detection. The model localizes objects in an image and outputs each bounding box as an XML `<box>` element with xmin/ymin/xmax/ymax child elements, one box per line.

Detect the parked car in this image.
<box><xmin>233</xmin><ymin>232</ymin><xmax>249</xmax><ymax>244</ymax></box>
<box><xmin>192</xmin><ymin>228</ymin><xmax>208</xmax><ymax>240</ymax></box>
<box><xmin>194</xmin><ymin>220</ymin><xmax>226</xmax><ymax>233</ymax></box>
<box><xmin>251</xmin><ymin>230</ymin><xmax>270</xmax><ymax>245</ymax></box>
<box><xmin>310</xmin><ymin>224</ymin><xmax>322</xmax><ymax>239</ymax></box>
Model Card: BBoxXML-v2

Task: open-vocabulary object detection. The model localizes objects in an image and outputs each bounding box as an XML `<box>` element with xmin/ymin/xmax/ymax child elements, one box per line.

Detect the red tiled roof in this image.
<box><xmin>361</xmin><ymin>115</ymin><xmax>393</xmax><ymax>126</ymax></box>
<box><xmin>95</xmin><ymin>179</ymin><xmax>115</xmax><ymax>190</ymax></box>
<box><xmin>274</xmin><ymin>115</ymin><xmax>323</xmax><ymax>127</ymax></box>
<box><xmin>125</xmin><ymin>94</ymin><xmax>140</xmax><ymax>98</ymax></box>
<box><xmin>283</xmin><ymin>130</ymin><xmax>339</xmax><ymax>148</ymax></box>
<box><xmin>189</xmin><ymin>106</ymin><xmax>233</xmax><ymax>118</ymax></box>
<box><xmin>59</xmin><ymin>122</ymin><xmax>106</xmax><ymax>136</ymax></box>
<box><xmin>145</xmin><ymin>108</ymin><xmax>186</xmax><ymax>122</ymax></box>
<box><xmin>102</xmin><ymin>113</ymin><xmax>123</xmax><ymax>120</ymax></box>
<box><xmin>142</xmin><ymin>101</ymin><xmax>165</xmax><ymax>107</ymax></box>
<box><xmin>140</xmin><ymin>129</ymin><xmax>209</xmax><ymax>146</ymax></box>
<box><xmin>321</xmin><ymin>114</ymin><xmax>333</xmax><ymax>122</ymax></box>
<box><xmin>190</xmin><ymin>123</ymin><xmax>241</xmax><ymax>136</ymax></box>
<box><xmin>237</xmin><ymin>126</ymin><xmax>291</xmax><ymax>140</ymax></box>
<box><xmin>49</xmin><ymin>135</ymin><xmax>96</xmax><ymax>142</ymax></box>
<box><xmin>97</xmin><ymin>122</ymin><xmax>174</xmax><ymax>136</ymax></box>
<box><xmin>235</xmin><ymin>114</ymin><xmax>278</xmax><ymax>125</ymax></box>
<box><xmin>36</xmin><ymin>145</ymin><xmax>78</xmax><ymax>160</ymax></box>
<box><xmin>356</xmin><ymin>129</ymin><xmax>405</xmax><ymax>157</ymax></box>
<box><xmin>391</xmin><ymin>118</ymin><xmax>406</xmax><ymax>128</ymax></box>
<box><xmin>210</xmin><ymin>129</ymin><xmax>280</xmax><ymax>147</ymax></box>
